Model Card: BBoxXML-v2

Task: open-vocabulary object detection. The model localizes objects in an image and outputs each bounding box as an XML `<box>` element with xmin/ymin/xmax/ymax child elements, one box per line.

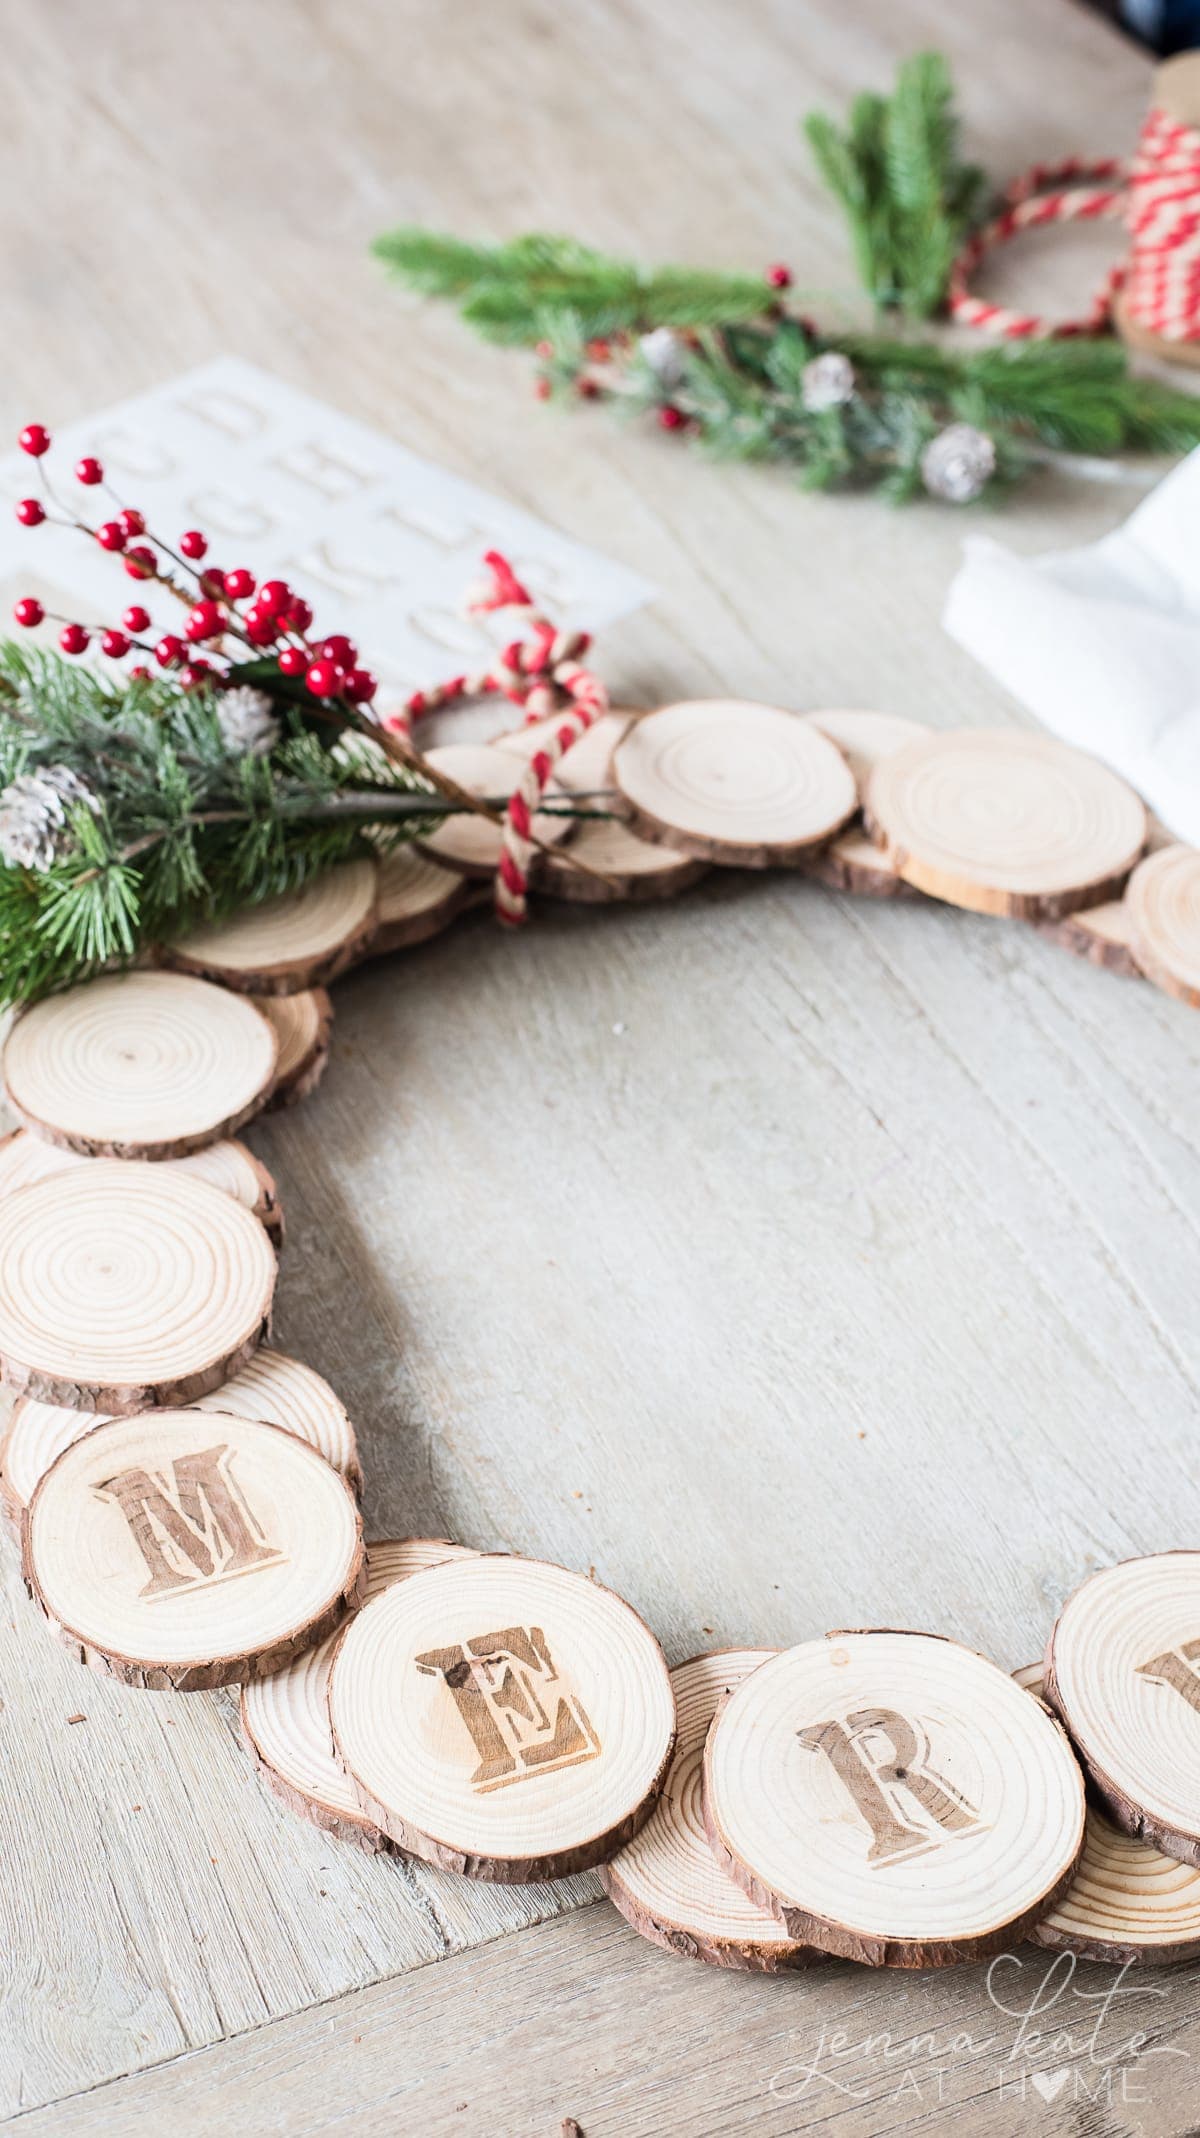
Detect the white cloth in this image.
<box><xmin>942</xmin><ymin>449</ymin><xmax>1200</xmax><ymax>844</ymax></box>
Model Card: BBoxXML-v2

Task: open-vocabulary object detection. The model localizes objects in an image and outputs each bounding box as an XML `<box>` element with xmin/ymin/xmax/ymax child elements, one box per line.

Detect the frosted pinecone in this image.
<box><xmin>0</xmin><ymin>764</ymin><xmax>99</xmax><ymax>872</ymax></box>
<box><xmin>920</xmin><ymin>423</ymin><xmax>997</xmax><ymax>504</ymax></box>
<box><xmin>216</xmin><ymin>685</ymin><xmax>280</xmax><ymax>758</ymax></box>
<box><xmin>638</xmin><ymin>327</ymin><xmax>687</xmax><ymax>388</ymax></box>
<box><xmin>801</xmin><ymin>352</ymin><xmax>856</xmax><ymax>413</ymax></box>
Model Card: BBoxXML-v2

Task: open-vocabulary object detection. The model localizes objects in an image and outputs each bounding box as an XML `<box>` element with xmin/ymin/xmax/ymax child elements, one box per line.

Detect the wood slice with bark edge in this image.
<box><xmin>612</xmin><ymin>701</ymin><xmax>858</xmax><ymax>867</ymax></box>
<box><xmin>415</xmin><ymin>743</ymin><xmax>575</xmax><ymax>877</ymax></box>
<box><xmin>803</xmin><ymin>830</ymin><xmax>922</xmax><ymax>902</ymax></box>
<box><xmin>2</xmin><ymin>972</ymin><xmax>277</xmax><ymax>1160</ymax></box>
<box><xmin>22</xmin><ymin>1409</ymin><xmax>363</xmax><ymax>1691</ymax></box>
<box><xmin>1038</xmin><ymin>900</ymin><xmax>1143</xmax><ymax>979</ymax></box>
<box><xmin>0</xmin><ymin>1161</ymin><xmax>276</xmax><ymax>1412</ymax></box>
<box><xmin>1045</xmin><ymin>1552</ymin><xmax>1200</xmax><ymax>1868</ymax></box>
<box><xmin>241</xmin><ymin>1538</ymin><xmax>480</xmax><ymax>1848</ymax></box>
<box><xmin>804</xmin><ymin>709</ymin><xmax>934</xmax><ymax>795</ymax></box>
<box><xmin>160</xmin><ymin>859</ymin><xmax>379</xmax><ymax>994</ymax></box>
<box><xmin>800</xmin><ymin>710</ymin><xmax>931</xmax><ymax>900</ymax></box>
<box><xmin>0</xmin><ymin>1345</ymin><xmax>361</xmax><ymax>1538</ymax></box>
<box><xmin>0</xmin><ymin>1128</ymin><xmax>284</xmax><ymax>1247</ymax></box>
<box><xmin>702</xmin><ymin>1629</ymin><xmax>1085</xmax><ymax>1968</ymax></box>
<box><xmin>1127</xmin><ymin>844</ymin><xmax>1200</xmax><ymax>1007</ymax></box>
<box><xmin>1013</xmin><ymin>1662</ymin><xmax>1200</xmax><ymax>1963</ymax></box>
<box><xmin>372</xmin><ymin>845</ymin><xmax>473</xmax><ymax>952</ymax></box>
<box><xmin>865</xmin><ymin>728</ymin><xmax>1147</xmax><ymax>920</ymax></box>
<box><xmin>329</xmin><ymin>1552</ymin><xmax>676</xmax><ymax>1881</ymax></box>
<box><xmin>600</xmin><ymin>1650</ymin><xmax>817</xmax><ymax>1971</ymax></box>
<box><xmin>496</xmin><ymin>711</ymin><xmax>709</xmax><ymax>905</ymax></box>
<box><xmin>255</xmin><ymin>989</ymin><xmax>334</xmax><ymax>1112</ymax></box>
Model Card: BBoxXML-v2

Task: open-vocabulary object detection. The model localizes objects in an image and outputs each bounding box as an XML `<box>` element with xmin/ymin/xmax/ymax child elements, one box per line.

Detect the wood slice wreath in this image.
<box><xmin>0</xmin><ymin>1346</ymin><xmax>360</xmax><ymax>1535</ymax></box>
<box><xmin>601</xmin><ymin>1649</ymin><xmax>815</xmax><ymax>1972</ymax></box>
<box><xmin>416</xmin><ymin>743</ymin><xmax>574</xmax><ymax>877</ymax></box>
<box><xmin>2</xmin><ymin>972</ymin><xmax>277</xmax><ymax>1159</ymax></box>
<box><xmin>256</xmin><ymin>989</ymin><xmax>334</xmax><ymax>1110</ymax></box>
<box><xmin>613</xmin><ymin>701</ymin><xmax>857</xmax><ymax>866</ymax></box>
<box><xmin>329</xmin><ymin>1552</ymin><xmax>676</xmax><ymax>1881</ymax></box>
<box><xmin>1015</xmin><ymin>1663</ymin><xmax>1200</xmax><ymax>1963</ymax></box>
<box><xmin>1039</xmin><ymin>899</ymin><xmax>1142</xmax><ymax>978</ymax></box>
<box><xmin>241</xmin><ymin>1536</ymin><xmax>479</xmax><ymax>1846</ymax></box>
<box><xmin>1127</xmin><ymin>843</ymin><xmax>1200</xmax><ymax>1006</ymax></box>
<box><xmin>373</xmin><ymin>844</ymin><xmax>473</xmax><ymax>951</ymax></box>
<box><xmin>865</xmin><ymin>729</ymin><xmax>1148</xmax><ymax>919</ymax></box>
<box><xmin>1046</xmin><ymin>1552</ymin><xmax>1200</xmax><ymax>1866</ymax></box>
<box><xmin>0</xmin><ymin>1162</ymin><xmax>276</xmax><ymax>1411</ymax></box>
<box><xmin>161</xmin><ymin>859</ymin><xmax>379</xmax><ymax>994</ymax></box>
<box><xmin>702</xmin><ymin>1630</ymin><xmax>1085</xmax><ymax>1967</ymax></box>
<box><xmin>0</xmin><ymin>1128</ymin><xmax>283</xmax><ymax>1244</ymax></box>
<box><xmin>22</xmin><ymin>1408</ymin><xmax>363</xmax><ymax>1690</ymax></box>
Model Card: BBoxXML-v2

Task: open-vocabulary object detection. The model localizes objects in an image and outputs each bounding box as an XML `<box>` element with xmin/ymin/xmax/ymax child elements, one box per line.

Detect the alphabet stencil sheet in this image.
<box><xmin>0</xmin><ymin>356</ymin><xmax>652</xmax><ymax>696</ymax></box>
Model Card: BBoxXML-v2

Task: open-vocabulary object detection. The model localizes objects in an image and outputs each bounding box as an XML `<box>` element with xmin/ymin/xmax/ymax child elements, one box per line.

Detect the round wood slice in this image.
<box><xmin>0</xmin><ymin>1161</ymin><xmax>276</xmax><ymax>1411</ymax></box>
<box><xmin>601</xmin><ymin>1650</ymin><xmax>815</xmax><ymax>1970</ymax></box>
<box><xmin>416</xmin><ymin>744</ymin><xmax>574</xmax><ymax>877</ymax></box>
<box><xmin>1015</xmin><ymin>1663</ymin><xmax>1200</xmax><ymax>1962</ymax></box>
<box><xmin>373</xmin><ymin>845</ymin><xmax>472</xmax><ymax>952</ymax></box>
<box><xmin>161</xmin><ymin>859</ymin><xmax>379</xmax><ymax>993</ymax></box>
<box><xmin>22</xmin><ymin>1408</ymin><xmax>363</xmax><ymax>1690</ymax></box>
<box><xmin>329</xmin><ymin>1552</ymin><xmax>676</xmax><ymax>1880</ymax></box>
<box><xmin>613</xmin><ymin>702</ymin><xmax>857</xmax><ymax>867</ymax></box>
<box><xmin>1038</xmin><ymin>899</ymin><xmax>1142</xmax><ymax>979</ymax></box>
<box><xmin>804</xmin><ymin>709</ymin><xmax>933</xmax><ymax>797</ymax></box>
<box><xmin>255</xmin><ymin>989</ymin><xmax>334</xmax><ymax>1111</ymax></box>
<box><xmin>2</xmin><ymin>972</ymin><xmax>277</xmax><ymax>1159</ymax></box>
<box><xmin>804</xmin><ymin>831</ymin><xmax>918</xmax><ymax>901</ymax></box>
<box><xmin>241</xmin><ymin>1536</ymin><xmax>479</xmax><ymax>1847</ymax></box>
<box><xmin>0</xmin><ymin>1127</ymin><xmax>283</xmax><ymax>1245</ymax></box>
<box><xmin>1046</xmin><ymin>1553</ymin><xmax>1200</xmax><ymax>1866</ymax></box>
<box><xmin>703</xmin><ymin>1630</ymin><xmax>1084</xmax><ymax>1967</ymax></box>
<box><xmin>1127</xmin><ymin>844</ymin><xmax>1200</xmax><ymax>1007</ymax></box>
<box><xmin>1</xmin><ymin>1346</ymin><xmax>360</xmax><ymax>1536</ymax></box>
<box><xmin>865</xmin><ymin>729</ymin><xmax>1147</xmax><ymax>920</ymax></box>
<box><xmin>497</xmin><ymin>710</ymin><xmax>706</xmax><ymax>903</ymax></box>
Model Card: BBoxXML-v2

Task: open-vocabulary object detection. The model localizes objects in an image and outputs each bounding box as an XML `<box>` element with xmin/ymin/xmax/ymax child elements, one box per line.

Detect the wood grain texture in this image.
<box><xmin>2</xmin><ymin>0</ymin><xmax>1198</xmax><ymax>2129</ymax></box>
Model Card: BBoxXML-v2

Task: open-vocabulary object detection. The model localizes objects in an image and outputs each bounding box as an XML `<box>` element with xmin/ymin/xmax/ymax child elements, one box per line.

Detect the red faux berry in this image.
<box><xmin>256</xmin><ymin>578</ymin><xmax>291</xmax><ymax>618</ymax></box>
<box><xmin>535</xmin><ymin>340</ymin><xmax>553</xmax><ymax>359</ymax></box>
<box><xmin>243</xmin><ymin>613</ymin><xmax>278</xmax><ymax>647</ymax></box>
<box><xmin>75</xmin><ymin>456</ymin><xmax>104</xmax><ymax>486</ymax></box>
<box><xmin>154</xmin><ymin>633</ymin><xmax>184</xmax><ymax>668</ymax></box>
<box><xmin>96</xmin><ymin>519</ymin><xmax>127</xmax><ymax>551</ymax></box>
<box><xmin>13</xmin><ymin>597</ymin><xmax>44</xmax><ymax>628</ymax></box>
<box><xmin>184</xmin><ymin>599</ymin><xmax>224</xmax><ymax>642</ymax></box>
<box><xmin>15</xmin><ymin>498</ymin><xmax>45</xmax><ymax>526</ymax></box>
<box><xmin>18</xmin><ymin>424</ymin><xmax>51</xmax><ymax>457</ymax></box>
<box><xmin>124</xmin><ymin>544</ymin><xmax>156</xmax><ymax>579</ymax></box>
<box><xmin>277</xmin><ymin>645</ymin><xmax>308</xmax><ymax>678</ymax></box>
<box><xmin>122</xmin><ymin>604</ymin><xmax>151</xmax><ymax>633</ymax></box>
<box><xmin>534</xmin><ymin>378</ymin><xmax>552</xmax><ymax>401</ymax></box>
<box><xmin>180</xmin><ymin>661</ymin><xmax>212</xmax><ymax>689</ymax></box>
<box><xmin>199</xmin><ymin>567</ymin><xmax>226</xmax><ymax>598</ymax></box>
<box><xmin>118</xmin><ymin>508</ymin><xmax>145</xmax><ymax>538</ymax></box>
<box><xmin>179</xmin><ymin>529</ymin><xmax>208</xmax><ymax>560</ymax></box>
<box><xmin>304</xmin><ymin>658</ymin><xmax>341</xmax><ymax>697</ymax></box>
<box><xmin>59</xmin><ymin>623</ymin><xmax>90</xmax><ymax>656</ymax></box>
<box><xmin>657</xmin><ymin>405</ymin><xmax>687</xmax><ymax>430</ymax></box>
<box><xmin>129</xmin><ymin>664</ymin><xmax>150</xmax><ymax>680</ymax></box>
<box><xmin>100</xmin><ymin>629</ymin><xmax>130</xmax><ymax>659</ymax></box>
<box><xmin>287</xmin><ymin>596</ymin><xmax>313</xmax><ymax>631</ymax></box>
<box><xmin>223</xmin><ymin>567</ymin><xmax>255</xmax><ymax>601</ymax></box>
<box><xmin>319</xmin><ymin>633</ymin><xmax>357</xmax><ymax>667</ymax></box>
<box><xmin>343</xmin><ymin>667</ymin><xmax>378</xmax><ymax>703</ymax></box>
<box><xmin>577</xmin><ymin>377</ymin><xmax>600</xmax><ymax>399</ymax></box>
<box><xmin>766</xmin><ymin>262</ymin><xmax>792</xmax><ymax>289</ymax></box>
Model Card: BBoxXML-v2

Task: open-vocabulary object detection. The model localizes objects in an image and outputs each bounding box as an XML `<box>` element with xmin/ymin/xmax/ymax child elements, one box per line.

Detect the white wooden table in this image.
<box><xmin>5</xmin><ymin>3</ymin><xmax>1200</xmax><ymax>2132</ymax></box>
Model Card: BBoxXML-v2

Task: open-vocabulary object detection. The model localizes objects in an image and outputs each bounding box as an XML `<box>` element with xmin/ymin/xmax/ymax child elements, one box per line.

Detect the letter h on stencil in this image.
<box><xmin>96</xmin><ymin>1444</ymin><xmax>281</xmax><ymax>1598</ymax></box>
<box><xmin>799</xmin><ymin>1708</ymin><xmax>983</xmax><ymax>1863</ymax></box>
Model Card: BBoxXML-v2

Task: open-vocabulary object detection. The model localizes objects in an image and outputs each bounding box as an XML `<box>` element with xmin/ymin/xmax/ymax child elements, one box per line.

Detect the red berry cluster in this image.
<box><xmin>10</xmin><ymin>425</ymin><xmax>378</xmax><ymax>710</ymax></box>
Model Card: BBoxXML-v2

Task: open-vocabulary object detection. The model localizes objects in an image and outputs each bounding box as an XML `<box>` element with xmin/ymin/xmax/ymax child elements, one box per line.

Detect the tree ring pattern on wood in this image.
<box><xmin>613</xmin><ymin>701</ymin><xmax>857</xmax><ymax>866</ymax></box>
<box><xmin>0</xmin><ymin>1128</ymin><xmax>283</xmax><ymax>1244</ymax></box>
<box><xmin>1015</xmin><ymin>1663</ymin><xmax>1200</xmax><ymax>1962</ymax></box>
<box><xmin>23</xmin><ymin>1408</ymin><xmax>363</xmax><ymax>1690</ymax></box>
<box><xmin>416</xmin><ymin>744</ymin><xmax>574</xmax><ymax>876</ymax></box>
<box><xmin>1046</xmin><ymin>1553</ymin><xmax>1200</xmax><ymax>1865</ymax></box>
<box><xmin>0</xmin><ymin>1162</ymin><xmax>276</xmax><ymax>1410</ymax></box>
<box><xmin>2</xmin><ymin>972</ymin><xmax>277</xmax><ymax>1159</ymax></box>
<box><xmin>703</xmin><ymin>1630</ymin><xmax>1084</xmax><ymax>1967</ymax></box>
<box><xmin>865</xmin><ymin>729</ymin><xmax>1147</xmax><ymax>919</ymax></box>
<box><xmin>373</xmin><ymin>844</ymin><xmax>473</xmax><ymax>951</ymax></box>
<box><xmin>241</xmin><ymin>1537</ymin><xmax>479</xmax><ymax>1845</ymax></box>
<box><xmin>162</xmin><ymin>859</ymin><xmax>379</xmax><ymax>993</ymax></box>
<box><xmin>255</xmin><ymin>989</ymin><xmax>334</xmax><ymax>1110</ymax></box>
<box><xmin>601</xmin><ymin>1649</ymin><xmax>816</xmax><ymax>1970</ymax></box>
<box><xmin>1127</xmin><ymin>844</ymin><xmax>1200</xmax><ymax>1006</ymax></box>
<box><xmin>330</xmin><ymin>1552</ymin><xmax>676</xmax><ymax>1880</ymax></box>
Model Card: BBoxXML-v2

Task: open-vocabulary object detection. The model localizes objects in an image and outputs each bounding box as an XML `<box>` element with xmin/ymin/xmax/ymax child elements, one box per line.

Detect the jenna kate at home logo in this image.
<box><xmin>98</xmin><ymin>1443</ymin><xmax>282</xmax><ymax>1599</ymax></box>
<box><xmin>770</xmin><ymin>1952</ymin><xmax>1188</xmax><ymax>2111</ymax></box>
<box><xmin>417</xmin><ymin>1625</ymin><xmax>601</xmax><ymax>1792</ymax></box>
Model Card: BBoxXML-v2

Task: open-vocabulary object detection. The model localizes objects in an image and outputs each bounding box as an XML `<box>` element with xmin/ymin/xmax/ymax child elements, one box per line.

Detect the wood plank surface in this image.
<box><xmin>3</xmin><ymin>0</ymin><xmax>1200</xmax><ymax>2132</ymax></box>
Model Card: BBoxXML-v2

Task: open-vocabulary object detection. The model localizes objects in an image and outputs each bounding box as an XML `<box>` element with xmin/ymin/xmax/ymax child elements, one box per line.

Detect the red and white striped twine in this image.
<box><xmin>947</xmin><ymin>108</ymin><xmax>1200</xmax><ymax>342</ymax></box>
<box><xmin>385</xmin><ymin>550</ymin><xmax>609</xmax><ymax>925</ymax></box>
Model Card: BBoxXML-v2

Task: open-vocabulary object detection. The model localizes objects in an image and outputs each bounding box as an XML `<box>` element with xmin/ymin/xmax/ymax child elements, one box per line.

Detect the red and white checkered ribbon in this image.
<box><xmin>948</xmin><ymin>109</ymin><xmax>1200</xmax><ymax>343</ymax></box>
<box><xmin>385</xmin><ymin>551</ymin><xmax>609</xmax><ymax>925</ymax></box>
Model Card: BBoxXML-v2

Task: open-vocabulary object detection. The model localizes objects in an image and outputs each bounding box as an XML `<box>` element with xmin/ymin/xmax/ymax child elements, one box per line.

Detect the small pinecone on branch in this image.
<box><xmin>920</xmin><ymin>422</ymin><xmax>996</xmax><ymax>504</ymax></box>
<box><xmin>217</xmin><ymin>685</ymin><xmax>280</xmax><ymax>758</ymax></box>
<box><xmin>0</xmin><ymin>765</ymin><xmax>99</xmax><ymax>872</ymax></box>
<box><xmin>801</xmin><ymin>351</ymin><xmax>855</xmax><ymax>413</ymax></box>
